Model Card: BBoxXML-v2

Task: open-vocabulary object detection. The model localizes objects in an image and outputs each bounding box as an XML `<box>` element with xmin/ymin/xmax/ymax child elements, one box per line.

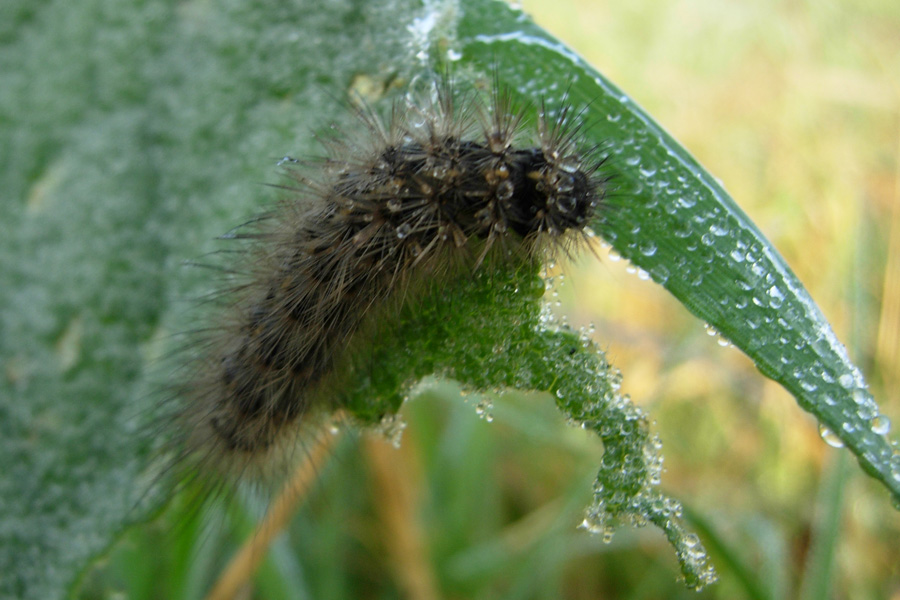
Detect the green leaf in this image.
<box><xmin>1</xmin><ymin>0</ymin><xmax>895</xmax><ymax>598</ymax></box>
<box><xmin>338</xmin><ymin>260</ymin><xmax>717</xmax><ymax>588</ymax></box>
<box><xmin>450</xmin><ymin>0</ymin><xmax>898</xmax><ymax>504</ymax></box>
<box><xmin>1</xmin><ymin>0</ymin><xmax>445</xmax><ymax>597</ymax></box>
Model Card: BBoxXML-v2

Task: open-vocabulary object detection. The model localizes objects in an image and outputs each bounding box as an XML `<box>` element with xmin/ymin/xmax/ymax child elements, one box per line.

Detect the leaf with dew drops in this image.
<box><xmin>452</xmin><ymin>0</ymin><xmax>899</xmax><ymax>503</ymax></box>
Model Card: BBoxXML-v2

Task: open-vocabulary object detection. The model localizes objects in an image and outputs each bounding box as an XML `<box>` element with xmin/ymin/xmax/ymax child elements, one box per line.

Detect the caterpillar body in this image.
<box><xmin>169</xmin><ymin>77</ymin><xmax>609</xmax><ymax>488</ymax></box>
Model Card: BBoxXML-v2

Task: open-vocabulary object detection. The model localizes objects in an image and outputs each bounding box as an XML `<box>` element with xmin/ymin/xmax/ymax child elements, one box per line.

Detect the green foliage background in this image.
<box><xmin>1</xmin><ymin>0</ymin><xmax>898</xmax><ymax>598</ymax></box>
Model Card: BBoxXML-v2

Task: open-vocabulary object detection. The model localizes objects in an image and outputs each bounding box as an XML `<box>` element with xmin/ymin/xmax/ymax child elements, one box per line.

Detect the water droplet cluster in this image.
<box><xmin>527</xmin><ymin>268</ymin><xmax>716</xmax><ymax>589</ymax></box>
<box><xmin>335</xmin><ymin>256</ymin><xmax>716</xmax><ymax>589</ymax></box>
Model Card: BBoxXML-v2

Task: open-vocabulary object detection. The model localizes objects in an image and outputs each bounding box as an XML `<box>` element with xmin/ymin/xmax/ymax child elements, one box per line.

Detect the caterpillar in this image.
<box><xmin>166</xmin><ymin>74</ymin><xmax>610</xmax><ymax>492</ymax></box>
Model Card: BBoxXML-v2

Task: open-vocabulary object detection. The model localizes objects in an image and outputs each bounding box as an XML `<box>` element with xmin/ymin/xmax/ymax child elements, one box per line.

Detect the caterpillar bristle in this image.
<box><xmin>159</xmin><ymin>72</ymin><xmax>612</xmax><ymax>500</ymax></box>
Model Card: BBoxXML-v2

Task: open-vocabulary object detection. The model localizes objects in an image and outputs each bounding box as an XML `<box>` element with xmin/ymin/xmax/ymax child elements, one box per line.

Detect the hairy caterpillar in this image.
<box><xmin>165</xmin><ymin>75</ymin><xmax>610</xmax><ymax>493</ymax></box>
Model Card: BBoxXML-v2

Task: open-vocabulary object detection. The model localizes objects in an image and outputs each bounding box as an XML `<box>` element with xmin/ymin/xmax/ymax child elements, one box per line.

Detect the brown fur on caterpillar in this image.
<box><xmin>165</xmin><ymin>76</ymin><xmax>610</xmax><ymax>490</ymax></box>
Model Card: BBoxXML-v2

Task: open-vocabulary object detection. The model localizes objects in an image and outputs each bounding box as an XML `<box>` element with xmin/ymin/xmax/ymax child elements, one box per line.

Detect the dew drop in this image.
<box><xmin>376</xmin><ymin>413</ymin><xmax>407</xmax><ymax>448</ymax></box>
<box><xmin>850</xmin><ymin>389</ymin><xmax>867</xmax><ymax>406</ymax></box>
<box><xmin>872</xmin><ymin>415</ymin><xmax>892</xmax><ymax>435</ymax></box>
<box><xmin>649</xmin><ymin>264</ymin><xmax>670</xmax><ymax>284</ymax></box>
<box><xmin>857</xmin><ymin>400</ymin><xmax>877</xmax><ymax>421</ymax></box>
<box><xmin>799</xmin><ymin>380</ymin><xmax>818</xmax><ymax>392</ymax></box>
<box><xmin>767</xmin><ymin>285</ymin><xmax>784</xmax><ymax>309</ymax></box>
<box><xmin>678</xmin><ymin>195</ymin><xmax>697</xmax><ymax>208</ymax></box>
<box><xmin>639</xmin><ymin>241</ymin><xmax>657</xmax><ymax>257</ymax></box>
<box><xmin>602</xmin><ymin>527</ymin><xmax>615</xmax><ymax>543</ymax></box>
<box><xmin>475</xmin><ymin>398</ymin><xmax>494</xmax><ymax>422</ymax></box>
<box><xmin>497</xmin><ymin>180</ymin><xmax>515</xmax><ymax>200</ymax></box>
<box><xmin>818</xmin><ymin>424</ymin><xmax>844</xmax><ymax>448</ymax></box>
<box><xmin>709</xmin><ymin>223</ymin><xmax>730</xmax><ymax>237</ymax></box>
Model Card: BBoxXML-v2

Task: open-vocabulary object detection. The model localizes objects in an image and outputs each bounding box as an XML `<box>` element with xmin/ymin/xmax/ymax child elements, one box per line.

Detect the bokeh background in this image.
<box><xmin>80</xmin><ymin>0</ymin><xmax>900</xmax><ymax>598</ymax></box>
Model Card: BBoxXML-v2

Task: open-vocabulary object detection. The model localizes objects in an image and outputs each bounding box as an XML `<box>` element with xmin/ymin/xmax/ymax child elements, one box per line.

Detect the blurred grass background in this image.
<box><xmin>81</xmin><ymin>0</ymin><xmax>900</xmax><ymax>598</ymax></box>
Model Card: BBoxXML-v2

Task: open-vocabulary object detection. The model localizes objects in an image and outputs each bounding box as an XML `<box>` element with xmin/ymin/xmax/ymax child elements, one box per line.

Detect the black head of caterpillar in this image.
<box><xmin>163</xmin><ymin>76</ymin><xmax>611</xmax><ymax>494</ymax></box>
